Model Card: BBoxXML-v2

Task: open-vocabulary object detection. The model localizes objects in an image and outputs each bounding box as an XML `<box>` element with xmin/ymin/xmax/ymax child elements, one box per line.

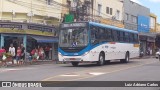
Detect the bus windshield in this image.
<box><xmin>59</xmin><ymin>28</ymin><xmax>88</xmax><ymax>47</ymax></box>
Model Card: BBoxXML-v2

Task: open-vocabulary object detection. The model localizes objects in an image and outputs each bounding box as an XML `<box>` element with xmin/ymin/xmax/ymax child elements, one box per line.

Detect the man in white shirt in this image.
<box><xmin>9</xmin><ymin>44</ymin><xmax>15</xmax><ymax>64</ymax></box>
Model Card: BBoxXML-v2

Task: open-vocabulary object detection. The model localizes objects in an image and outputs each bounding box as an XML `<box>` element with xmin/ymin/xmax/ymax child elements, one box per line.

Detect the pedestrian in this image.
<box><xmin>0</xmin><ymin>46</ymin><xmax>6</xmax><ymax>66</ymax></box>
<box><xmin>33</xmin><ymin>49</ymin><xmax>39</xmax><ymax>61</ymax></box>
<box><xmin>45</xmin><ymin>45</ymin><xmax>50</xmax><ymax>60</ymax></box>
<box><xmin>0</xmin><ymin>46</ymin><xmax>6</xmax><ymax>58</ymax></box>
<box><xmin>9</xmin><ymin>44</ymin><xmax>15</xmax><ymax>65</ymax></box>
<box><xmin>16</xmin><ymin>47</ymin><xmax>21</xmax><ymax>65</ymax></box>
<box><xmin>38</xmin><ymin>47</ymin><xmax>44</xmax><ymax>60</ymax></box>
<box><xmin>20</xmin><ymin>44</ymin><xmax>25</xmax><ymax>64</ymax></box>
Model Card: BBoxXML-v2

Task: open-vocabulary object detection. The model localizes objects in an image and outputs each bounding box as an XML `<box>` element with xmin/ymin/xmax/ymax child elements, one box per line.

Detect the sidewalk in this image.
<box><xmin>132</xmin><ymin>55</ymin><xmax>156</xmax><ymax>59</ymax></box>
<box><xmin>0</xmin><ymin>56</ymin><xmax>156</xmax><ymax>68</ymax></box>
<box><xmin>0</xmin><ymin>60</ymin><xmax>60</xmax><ymax>68</ymax></box>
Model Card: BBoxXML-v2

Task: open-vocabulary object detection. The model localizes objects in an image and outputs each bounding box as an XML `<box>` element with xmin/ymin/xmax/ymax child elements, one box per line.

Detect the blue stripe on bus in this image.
<box><xmin>58</xmin><ymin>42</ymin><xmax>139</xmax><ymax>56</ymax></box>
<box><xmin>58</xmin><ymin>42</ymin><xmax>107</xmax><ymax>56</ymax></box>
<box><xmin>89</xmin><ymin>22</ymin><xmax>138</xmax><ymax>34</ymax></box>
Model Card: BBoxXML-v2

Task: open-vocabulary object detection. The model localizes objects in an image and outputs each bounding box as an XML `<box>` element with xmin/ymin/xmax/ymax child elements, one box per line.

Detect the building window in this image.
<box><xmin>110</xmin><ymin>8</ymin><xmax>112</xmax><ymax>15</ymax></box>
<box><xmin>131</xmin><ymin>15</ymin><xmax>137</xmax><ymax>23</ymax></box>
<box><xmin>116</xmin><ymin>10</ymin><xmax>120</xmax><ymax>20</ymax></box>
<box><xmin>46</xmin><ymin>0</ymin><xmax>52</xmax><ymax>5</ymax></box>
<box><xmin>106</xmin><ymin>7</ymin><xmax>109</xmax><ymax>14</ymax></box>
<box><xmin>98</xmin><ymin>4</ymin><xmax>102</xmax><ymax>16</ymax></box>
<box><xmin>125</xmin><ymin>13</ymin><xmax>129</xmax><ymax>20</ymax></box>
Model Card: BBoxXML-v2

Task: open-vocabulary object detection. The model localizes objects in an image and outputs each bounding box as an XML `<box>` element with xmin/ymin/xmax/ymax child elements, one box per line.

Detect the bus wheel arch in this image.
<box><xmin>97</xmin><ymin>51</ymin><xmax>105</xmax><ymax>66</ymax></box>
<box><xmin>121</xmin><ymin>51</ymin><xmax>130</xmax><ymax>63</ymax></box>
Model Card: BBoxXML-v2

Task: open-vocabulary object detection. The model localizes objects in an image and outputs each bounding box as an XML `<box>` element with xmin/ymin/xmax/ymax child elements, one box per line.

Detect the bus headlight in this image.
<box><xmin>58</xmin><ymin>52</ymin><xmax>63</xmax><ymax>57</ymax></box>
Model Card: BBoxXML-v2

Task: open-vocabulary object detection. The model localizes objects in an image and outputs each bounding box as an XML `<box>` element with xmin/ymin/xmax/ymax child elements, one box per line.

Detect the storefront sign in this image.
<box><xmin>138</xmin><ymin>15</ymin><xmax>150</xmax><ymax>33</ymax></box>
<box><xmin>0</xmin><ymin>28</ymin><xmax>54</xmax><ymax>36</ymax></box>
<box><xmin>0</xmin><ymin>22</ymin><xmax>57</xmax><ymax>36</ymax></box>
<box><xmin>28</xmin><ymin>25</ymin><xmax>55</xmax><ymax>32</ymax></box>
<box><xmin>0</xmin><ymin>24</ymin><xmax>22</xmax><ymax>29</ymax></box>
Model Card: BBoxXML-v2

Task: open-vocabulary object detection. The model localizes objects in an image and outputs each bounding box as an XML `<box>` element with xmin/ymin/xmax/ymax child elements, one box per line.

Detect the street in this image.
<box><xmin>0</xmin><ymin>58</ymin><xmax>160</xmax><ymax>90</ymax></box>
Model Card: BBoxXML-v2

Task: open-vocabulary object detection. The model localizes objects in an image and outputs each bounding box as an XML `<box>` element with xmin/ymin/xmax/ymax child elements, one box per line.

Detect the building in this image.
<box><xmin>147</xmin><ymin>13</ymin><xmax>157</xmax><ymax>54</ymax></box>
<box><xmin>157</xmin><ymin>23</ymin><xmax>160</xmax><ymax>33</ymax></box>
<box><xmin>64</xmin><ymin>0</ymin><xmax>124</xmax><ymax>28</ymax></box>
<box><xmin>123</xmin><ymin>0</ymin><xmax>150</xmax><ymax>30</ymax></box>
<box><xmin>123</xmin><ymin>0</ymin><xmax>157</xmax><ymax>55</ymax></box>
<box><xmin>0</xmin><ymin>0</ymin><xmax>62</xmax><ymax>26</ymax></box>
<box><xmin>155</xmin><ymin>23</ymin><xmax>160</xmax><ymax>49</ymax></box>
<box><xmin>92</xmin><ymin>0</ymin><xmax>124</xmax><ymax>28</ymax></box>
<box><xmin>0</xmin><ymin>0</ymin><xmax>63</xmax><ymax>60</ymax></box>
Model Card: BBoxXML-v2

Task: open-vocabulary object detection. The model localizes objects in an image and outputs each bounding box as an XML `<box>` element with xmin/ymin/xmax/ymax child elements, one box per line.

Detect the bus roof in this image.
<box><xmin>89</xmin><ymin>22</ymin><xmax>138</xmax><ymax>34</ymax></box>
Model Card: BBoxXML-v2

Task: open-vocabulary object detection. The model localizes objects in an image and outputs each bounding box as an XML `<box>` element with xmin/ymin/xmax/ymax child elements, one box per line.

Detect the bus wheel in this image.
<box><xmin>97</xmin><ymin>53</ymin><xmax>105</xmax><ymax>66</ymax></box>
<box><xmin>104</xmin><ymin>60</ymin><xmax>110</xmax><ymax>65</ymax></box>
<box><xmin>121</xmin><ymin>52</ymin><xmax>130</xmax><ymax>63</ymax></box>
<box><xmin>71</xmin><ymin>62</ymin><xmax>79</xmax><ymax>67</ymax></box>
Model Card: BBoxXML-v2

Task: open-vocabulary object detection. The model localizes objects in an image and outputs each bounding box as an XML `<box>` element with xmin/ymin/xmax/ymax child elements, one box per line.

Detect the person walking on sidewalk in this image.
<box><xmin>0</xmin><ymin>47</ymin><xmax>6</xmax><ymax>66</ymax></box>
<box><xmin>45</xmin><ymin>46</ymin><xmax>50</xmax><ymax>60</ymax></box>
<box><xmin>9</xmin><ymin>44</ymin><xmax>15</xmax><ymax>65</ymax></box>
<box><xmin>20</xmin><ymin>44</ymin><xmax>25</xmax><ymax>64</ymax></box>
<box><xmin>16</xmin><ymin>47</ymin><xmax>22</xmax><ymax>65</ymax></box>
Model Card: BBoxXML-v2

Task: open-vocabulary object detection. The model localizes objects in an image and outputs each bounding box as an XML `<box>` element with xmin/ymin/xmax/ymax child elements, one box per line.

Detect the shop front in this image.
<box><xmin>0</xmin><ymin>22</ymin><xmax>58</xmax><ymax>61</ymax></box>
<box><xmin>139</xmin><ymin>34</ymin><xmax>156</xmax><ymax>55</ymax></box>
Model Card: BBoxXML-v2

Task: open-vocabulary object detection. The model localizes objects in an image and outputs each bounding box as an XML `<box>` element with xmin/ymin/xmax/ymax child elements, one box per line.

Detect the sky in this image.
<box><xmin>130</xmin><ymin>0</ymin><xmax>160</xmax><ymax>23</ymax></box>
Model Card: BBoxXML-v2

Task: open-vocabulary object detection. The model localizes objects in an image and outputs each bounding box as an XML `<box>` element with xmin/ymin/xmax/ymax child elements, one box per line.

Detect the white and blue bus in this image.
<box><xmin>58</xmin><ymin>22</ymin><xmax>139</xmax><ymax>66</ymax></box>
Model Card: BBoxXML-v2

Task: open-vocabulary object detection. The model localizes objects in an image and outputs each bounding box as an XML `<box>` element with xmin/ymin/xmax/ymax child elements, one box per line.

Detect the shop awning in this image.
<box><xmin>29</xmin><ymin>35</ymin><xmax>58</xmax><ymax>43</ymax></box>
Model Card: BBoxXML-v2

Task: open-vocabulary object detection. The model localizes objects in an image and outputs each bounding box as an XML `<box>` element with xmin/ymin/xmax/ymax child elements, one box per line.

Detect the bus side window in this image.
<box><xmin>125</xmin><ymin>32</ymin><xmax>129</xmax><ymax>42</ymax></box>
<box><xmin>106</xmin><ymin>28</ymin><xmax>112</xmax><ymax>42</ymax></box>
<box><xmin>90</xmin><ymin>26</ymin><xmax>99</xmax><ymax>45</ymax></box>
<box><xmin>117</xmin><ymin>31</ymin><xmax>120</xmax><ymax>42</ymax></box>
<box><xmin>133</xmin><ymin>34</ymin><xmax>138</xmax><ymax>43</ymax></box>
<box><xmin>129</xmin><ymin>33</ymin><xmax>134</xmax><ymax>43</ymax></box>
<box><xmin>120</xmin><ymin>31</ymin><xmax>124</xmax><ymax>42</ymax></box>
<box><xmin>99</xmin><ymin>27</ymin><xmax>106</xmax><ymax>42</ymax></box>
<box><xmin>113</xmin><ymin>30</ymin><xmax>118</xmax><ymax>42</ymax></box>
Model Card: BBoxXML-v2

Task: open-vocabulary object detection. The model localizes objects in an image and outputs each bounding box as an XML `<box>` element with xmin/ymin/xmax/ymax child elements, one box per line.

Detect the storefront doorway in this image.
<box><xmin>4</xmin><ymin>36</ymin><xmax>23</xmax><ymax>52</ymax></box>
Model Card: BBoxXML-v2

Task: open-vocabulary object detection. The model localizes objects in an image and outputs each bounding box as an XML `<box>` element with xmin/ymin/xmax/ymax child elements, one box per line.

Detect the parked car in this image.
<box><xmin>155</xmin><ymin>51</ymin><xmax>160</xmax><ymax>59</ymax></box>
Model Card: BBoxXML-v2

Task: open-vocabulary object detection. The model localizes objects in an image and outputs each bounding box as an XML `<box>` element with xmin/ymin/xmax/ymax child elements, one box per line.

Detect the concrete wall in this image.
<box><xmin>93</xmin><ymin>0</ymin><xmax>123</xmax><ymax>21</ymax></box>
<box><xmin>123</xmin><ymin>0</ymin><xmax>150</xmax><ymax>30</ymax></box>
<box><xmin>0</xmin><ymin>0</ymin><xmax>63</xmax><ymax>25</ymax></box>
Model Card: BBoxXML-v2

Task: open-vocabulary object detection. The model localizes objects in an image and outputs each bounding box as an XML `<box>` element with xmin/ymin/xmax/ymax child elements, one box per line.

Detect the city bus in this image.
<box><xmin>58</xmin><ymin>22</ymin><xmax>139</xmax><ymax>66</ymax></box>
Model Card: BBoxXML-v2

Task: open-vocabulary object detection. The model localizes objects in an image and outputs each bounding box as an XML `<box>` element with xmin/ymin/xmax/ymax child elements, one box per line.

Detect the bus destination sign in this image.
<box><xmin>61</xmin><ymin>23</ymin><xmax>86</xmax><ymax>28</ymax></box>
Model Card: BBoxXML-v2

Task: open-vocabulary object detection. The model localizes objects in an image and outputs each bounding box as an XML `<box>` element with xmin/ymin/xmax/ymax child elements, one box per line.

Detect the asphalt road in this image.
<box><xmin>0</xmin><ymin>58</ymin><xmax>160</xmax><ymax>90</ymax></box>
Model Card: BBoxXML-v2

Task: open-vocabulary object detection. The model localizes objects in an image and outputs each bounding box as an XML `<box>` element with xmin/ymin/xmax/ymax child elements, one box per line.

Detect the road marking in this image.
<box><xmin>42</xmin><ymin>60</ymin><xmax>157</xmax><ymax>81</ymax></box>
<box><xmin>0</xmin><ymin>67</ymin><xmax>35</xmax><ymax>73</ymax></box>
<box><xmin>60</xmin><ymin>74</ymin><xmax>79</xmax><ymax>77</ymax></box>
<box><xmin>65</xmin><ymin>61</ymin><xmax>158</xmax><ymax>81</ymax></box>
<box><xmin>0</xmin><ymin>68</ymin><xmax>20</xmax><ymax>73</ymax></box>
<box><xmin>88</xmin><ymin>72</ymin><xmax>105</xmax><ymax>76</ymax></box>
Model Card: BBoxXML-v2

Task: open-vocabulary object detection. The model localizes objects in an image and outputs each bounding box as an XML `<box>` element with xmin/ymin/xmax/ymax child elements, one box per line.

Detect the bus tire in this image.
<box><xmin>104</xmin><ymin>60</ymin><xmax>110</xmax><ymax>64</ymax></box>
<box><xmin>97</xmin><ymin>53</ymin><xmax>105</xmax><ymax>66</ymax></box>
<box><xmin>71</xmin><ymin>62</ymin><xmax>79</xmax><ymax>67</ymax></box>
<box><xmin>121</xmin><ymin>52</ymin><xmax>130</xmax><ymax>63</ymax></box>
